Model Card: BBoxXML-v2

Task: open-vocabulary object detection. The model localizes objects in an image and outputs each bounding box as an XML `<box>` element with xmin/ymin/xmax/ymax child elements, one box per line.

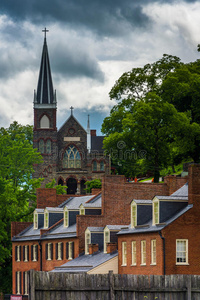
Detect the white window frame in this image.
<box><xmin>122</xmin><ymin>242</ymin><xmax>127</xmax><ymax>266</ymax></box>
<box><xmin>16</xmin><ymin>271</ymin><xmax>21</xmax><ymax>295</ymax></box>
<box><xmin>131</xmin><ymin>202</ymin><xmax>137</xmax><ymax>228</ymax></box>
<box><xmin>176</xmin><ymin>239</ymin><xmax>188</xmax><ymax>265</ymax></box>
<box><xmin>57</xmin><ymin>242</ymin><xmax>62</xmax><ymax>260</ymax></box>
<box><xmin>34</xmin><ymin>211</ymin><xmax>38</xmax><ymax>229</ymax></box>
<box><xmin>151</xmin><ymin>240</ymin><xmax>156</xmax><ymax>265</ymax></box>
<box><xmin>17</xmin><ymin>245</ymin><xmax>21</xmax><ymax>262</ymax></box>
<box><xmin>64</xmin><ymin>208</ymin><xmax>69</xmax><ymax>227</ymax></box>
<box><xmin>153</xmin><ymin>200</ymin><xmax>159</xmax><ymax>225</ymax></box>
<box><xmin>68</xmin><ymin>242</ymin><xmax>73</xmax><ymax>260</ymax></box>
<box><xmin>47</xmin><ymin>243</ymin><xmax>52</xmax><ymax>260</ymax></box>
<box><xmin>24</xmin><ymin>245</ymin><xmax>28</xmax><ymax>262</ymax></box>
<box><xmin>24</xmin><ymin>271</ymin><xmax>28</xmax><ymax>295</ymax></box>
<box><xmin>85</xmin><ymin>229</ymin><xmax>91</xmax><ymax>255</ymax></box>
<box><xmin>44</xmin><ymin>210</ymin><xmax>49</xmax><ymax>228</ymax></box>
<box><xmin>33</xmin><ymin>245</ymin><xmax>37</xmax><ymax>261</ymax></box>
<box><xmin>141</xmin><ymin>240</ymin><xmax>146</xmax><ymax>265</ymax></box>
<box><xmin>131</xmin><ymin>241</ymin><xmax>137</xmax><ymax>266</ymax></box>
<box><xmin>104</xmin><ymin>227</ymin><xmax>110</xmax><ymax>253</ymax></box>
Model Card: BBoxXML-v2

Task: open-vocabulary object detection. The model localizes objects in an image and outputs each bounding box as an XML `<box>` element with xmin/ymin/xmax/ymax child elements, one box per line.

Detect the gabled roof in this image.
<box><xmin>51</xmin><ymin>251</ymin><xmax>118</xmax><ymax>273</ymax></box>
<box><xmin>58</xmin><ymin>114</ymin><xmax>86</xmax><ymax>133</ymax></box>
<box><xmin>91</xmin><ymin>136</ymin><xmax>105</xmax><ymax>152</ymax></box>
<box><xmin>36</xmin><ymin>37</ymin><xmax>55</xmax><ymax>105</ymax></box>
<box><xmin>155</xmin><ymin>183</ymin><xmax>188</xmax><ymax>201</ymax></box>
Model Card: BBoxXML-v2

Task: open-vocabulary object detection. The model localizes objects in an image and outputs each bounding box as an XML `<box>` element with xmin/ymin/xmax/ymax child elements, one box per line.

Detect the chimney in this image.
<box><xmin>90</xmin><ymin>130</ymin><xmax>96</xmax><ymax>137</ymax></box>
<box><xmin>89</xmin><ymin>244</ymin><xmax>99</xmax><ymax>254</ymax></box>
<box><xmin>188</xmin><ymin>163</ymin><xmax>200</xmax><ymax>205</ymax></box>
<box><xmin>106</xmin><ymin>242</ymin><xmax>118</xmax><ymax>254</ymax></box>
<box><xmin>36</xmin><ymin>188</ymin><xmax>57</xmax><ymax>208</ymax></box>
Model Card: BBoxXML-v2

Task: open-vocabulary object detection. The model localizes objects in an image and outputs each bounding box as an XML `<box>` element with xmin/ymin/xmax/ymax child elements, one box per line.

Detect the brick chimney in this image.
<box><xmin>90</xmin><ymin>130</ymin><xmax>96</xmax><ymax>137</ymax></box>
<box><xmin>188</xmin><ymin>164</ymin><xmax>200</xmax><ymax>206</ymax></box>
<box><xmin>106</xmin><ymin>242</ymin><xmax>117</xmax><ymax>254</ymax></box>
<box><xmin>89</xmin><ymin>244</ymin><xmax>99</xmax><ymax>254</ymax></box>
<box><xmin>36</xmin><ymin>188</ymin><xmax>57</xmax><ymax>208</ymax></box>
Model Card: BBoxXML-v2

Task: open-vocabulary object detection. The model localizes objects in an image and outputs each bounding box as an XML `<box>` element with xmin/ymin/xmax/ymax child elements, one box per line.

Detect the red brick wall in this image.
<box><xmin>164</xmin><ymin>175</ymin><xmax>188</xmax><ymax>195</ymax></box>
<box><xmin>11</xmin><ymin>222</ymin><xmax>32</xmax><ymax>238</ymax></box>
<box><xmin>118</xmin><ymin>232</ymin><xmax>163</xmax><ymax>275</ymax></box>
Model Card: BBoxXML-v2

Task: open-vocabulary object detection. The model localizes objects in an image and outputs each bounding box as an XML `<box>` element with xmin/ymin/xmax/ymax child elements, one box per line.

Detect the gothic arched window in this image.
<box><xmin>93</xmin><ymin>161</ymin><xmax>97</xmax><ymax>171</ymax></box>
<box><xmin>46</xmin><ymin>139</ymin><xmax>51</xmax><ymax>154</ymax></box>
<box><xmin>39</xmin><ymin>139</ymin><xmax>44</xmax><ymax>153</ymax></box>
<box><xmin>63</xmin><ymin>145</ymin><xmax>81</xmax><ymax>168</ymax></box>
<box><xmin>40</xmin><ymin>115</ymin><xmax>50</xmax><ymax>128</ymax></box>
<box><xmin>100</xmin><ymin>161</ymin><xmax>104</xmax><ymax>171</ymax></box>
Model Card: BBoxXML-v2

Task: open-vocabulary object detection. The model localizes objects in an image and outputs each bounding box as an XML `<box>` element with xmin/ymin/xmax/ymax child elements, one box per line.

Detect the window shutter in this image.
<box><xmin>15</xmin><ymin>272</ymin><xmax>17</xmax><ymax>294</ymax></box>
<box><xmin>36</xmin><ymin>245</ymin><xmax>38</xmax><ymax>261</ymax></box>
<box><xmin>31</xmin><ymin>245</ymin><xmax>33</xmax><ymax>261</ymax></box>
<box><xmin>51</xmin><ymin>243</ymin><xmax>53</xmax><ymax>260</ymax></box>
<box><xmin>66</xmin><ymin>242</ymin><xmax>69</xmax><ymax>259</ymax></box>
<box><xmin>45</xmin><ymin>244</ymin><xmax>48</xmax><ymax>260</ymax></box>
<box><xmin>23</xmin><ymin>272</ymin><xmax>25</xmax><ymax>295</ymax></box>
<box><xmin>27</xmin><ymin>245</ymin><xmax>29</xmax><ymax>261</ymax></box>
<box><xmin>15</xmin><ymin>246</ymin><xmax>17</xmax><ymax>261</ymax></box>
<box><xmin>19</xmin><ymin>271</ymin><xmax>21</xmax><ymax>294</ymax></box>
<box><xmin>23</xmin><ymin>246</ymin><xmax>25</xmax><ymax>261</ymax></box>
<box><xmin>19</xmin><ymin>246</ymin><xmax>21</xmax><ymax>261</ymax></box>
<box><xmin>72</xmin><ymin>242</ymin><xmax>74</xmax><ymax>259</ymax></box>
<box><xmin>61</xmin><ymin>243</ymin><xmax>63</xmax><ymax>260</ymax></box>
<box><xmin>56</xmin><ymin>243</ymin><xmax>58</xmax><ymax>260</ymax></box>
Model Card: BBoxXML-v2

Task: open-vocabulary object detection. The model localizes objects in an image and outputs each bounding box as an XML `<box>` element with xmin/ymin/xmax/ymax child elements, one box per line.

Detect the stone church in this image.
<box><xmin>33</xmin><ymin>31</ymin><xmax>109</xmax><ymax>194</ymax></box>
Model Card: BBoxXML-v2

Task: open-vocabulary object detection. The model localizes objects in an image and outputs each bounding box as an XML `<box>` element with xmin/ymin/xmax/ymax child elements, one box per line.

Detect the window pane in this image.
<box><xmin>46</xmin><ymin>139</ymin><xmax>51</xmax><ymax>154</ymax></box>
<box><xmin>63</xmin><ymin>146</ymin><xmax>81</xmax><ymax>169</ymax></box>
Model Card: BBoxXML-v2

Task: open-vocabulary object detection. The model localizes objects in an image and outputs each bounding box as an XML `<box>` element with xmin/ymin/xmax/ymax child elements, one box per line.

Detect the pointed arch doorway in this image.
<box><xmin>67</xmin><ymin>177</ymin><xmax>77</xmax><ymax>194</ymax></box>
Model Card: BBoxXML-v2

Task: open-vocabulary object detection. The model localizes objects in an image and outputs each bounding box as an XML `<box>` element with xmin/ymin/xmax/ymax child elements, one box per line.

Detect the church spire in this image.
<box><xmin>35</xmin><ymin>28</ymin><xmax>56</xmax><ymax>105</ymax></box>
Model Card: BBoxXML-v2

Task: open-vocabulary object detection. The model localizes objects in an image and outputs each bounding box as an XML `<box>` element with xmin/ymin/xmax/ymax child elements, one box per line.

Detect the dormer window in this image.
<box><xmin>85</xmin><ymin>229</ymin><xmax>91</xmax><ymax>255</ymax></box>
<box><xmin>44</xmin><ymin>210</ymin><xmax>49</xmax><ymax>228</ymax></box>
<box><xmin>64</xmin><ymin>208</ymin><xmax>68</xmax><ymax>227</ymax></box>
<box><xmin>131</xmin><ymin>202</ymin><xmax>137</xmax><ymax>228</ymax></box>
<box><xmin>153</xmin><ymin>200</ymin><xmax>159</xmax><ymax>225</ymax></box>
<box><xmin>104</xmin><ymin>227</ymin><xmax>110</xmax><ymax>253</ymax></box>
<box><xmin>34</xmin><ymin>211</ymin><xmax>38</xmax><ymax>229</ymax></box>
<box><xmin>79</xmin><ymin>204</ymin><xmax>85</xmax><ymax>215</ymax></box>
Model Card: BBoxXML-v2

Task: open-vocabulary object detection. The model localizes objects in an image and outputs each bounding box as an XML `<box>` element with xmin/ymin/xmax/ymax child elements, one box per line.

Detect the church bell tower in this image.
<box><xmin>33</xmin><ymin>28</ymin><xmax>57</xmax><ymax>184</ymax></box>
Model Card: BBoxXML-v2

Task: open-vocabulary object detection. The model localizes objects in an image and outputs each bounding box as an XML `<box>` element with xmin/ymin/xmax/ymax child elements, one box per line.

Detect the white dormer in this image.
<box><xmin>34</xmin><ymin>211</ymin><xmax>38</xmax><ymax>229</ymax></box>
<box><xmin>79</xmin><ymin>204</ymin><xmax>85</xmax><ymax>215</ymax></box>
<box><xmin>85</xmin><ymin>228</ymin><xmax>91</xmax><ymax>255</ymax></box>
<box><xmin>152</xmin><ymin>198</ymin><xmax>159</xmax><ymax>225</ymax></box>
<box><xmin>131</xmin><ymin>201</ymin><xmax>137</xmax><ymax>228</ymax></box>
<box><xmin>64</xmin><ymin>207</ymin><xmax>69</xmax><ymax>227</ymax></box>
<box><xmin>104</xmin><ymin>226</ymin><xmax>110</xmax><ymax>253</ymax></box>
<box><xmin>44</xmin><ymin>209</ymin><xmax>49</xmax><ymax>228</ymax></box>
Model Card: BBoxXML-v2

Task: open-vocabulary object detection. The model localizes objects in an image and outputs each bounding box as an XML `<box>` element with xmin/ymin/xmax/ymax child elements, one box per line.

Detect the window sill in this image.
<box><xmin>150</xmin><ymin>263</ymin><xmax>156</xmax><ymax>266</ymax></box>
<box><xmin>32</xmin><ymin>259</ymin><xmax>37</xmax><ymax>262</ymax></box>
<box><xmin>176</xmin><ymin>263</ymin><xmax>189</xmax><ymax>265</ymax></box>
<box><xmin>131</xmin><ymin>264</ymin><xmax>137</xmax><ymax>267</ymax></box>
<box><xmin>121</xmin><ymin>264</ymin><xmax>127</xmax><ymax>267</ymax></box>
<box><xmin>140</xmin><ymin>264</ymin><xmax>146</xmax><ymax>266</ymax></box>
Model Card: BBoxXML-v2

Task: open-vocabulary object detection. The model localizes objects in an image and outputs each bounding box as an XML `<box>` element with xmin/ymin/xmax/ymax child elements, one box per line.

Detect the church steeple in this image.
<box><xmin>34</xmin><ymin>28</ymin><xmax>56</xmax><ymax>105</ymax></box>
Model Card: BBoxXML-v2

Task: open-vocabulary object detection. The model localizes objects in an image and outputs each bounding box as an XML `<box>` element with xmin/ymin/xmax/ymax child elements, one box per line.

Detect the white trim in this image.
<box><xmin>131</xmin><ymin>241</ymin><xmax>137</xmax><ymax>266</ymax></box>
<box><xmin>131</xmin><ymin>201</ymin><xmax>137</xmax><ymax>228</ymax></box>
<box><xmin>64</xmin><ymin>208</ymin><xmax>69</xmax><ymax>227</ymax></box>
<box><xmin>85</xmin><ymin>228</ymin><xmax>91</xmax><ymax>255</ymax></box>
<box><xmin>176</xmin><ymin>239</ymin><xmax>188</xmax><ymax>265</ymax></box>
<box><xmin>34</xmin><ymin>211</ymin><xmax>38</xmax><ymax>229</ymax></box>
<box><xmin>104</xmin><ymin>227</ymin><xmax>110</xmax><ymax>253</ymax></box>
<box><xmin>141</xmin><ymin>240</ymin><xmax>146</xmax><ymax>265</ymax></box>
<box><xmin>122</xmin><ymin>242</ymin><xmax>127</xmax><ymax>266</ymax></box>
<box><xmin>151</xmin><ymin>240</ymin><xmax>156</xmax><ymax>265</ymax></box>
<box><xmin>152</xmin><ymin>200</ymin><xmax>159</xmax><ymax>225</ymax></box>
<box><xmin>44</xmin><ymin>210</ymin><xmax>49</xmax><ymax>228</ymax></box>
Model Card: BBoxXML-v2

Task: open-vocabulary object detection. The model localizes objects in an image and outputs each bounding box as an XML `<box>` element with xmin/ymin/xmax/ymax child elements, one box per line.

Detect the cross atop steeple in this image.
<box><xmin>42</xmin><ymin>27</ymin><xmax>49</xmax><ymax>39</ymax></box>
<box><xmin>70</xmin><ymin>106</ymin><xmax>74</xmax><ymax>116</ymax></box>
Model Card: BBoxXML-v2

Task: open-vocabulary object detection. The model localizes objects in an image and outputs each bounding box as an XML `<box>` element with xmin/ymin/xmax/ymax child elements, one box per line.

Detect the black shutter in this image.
<box><xmin>19</xmin><ymin>271</ymin><xmax>21</xmax><ymax>294</ymax></box>
<box><xmin>72</xmin><ymin>242</ymin><xmax>74</xmax><ymax>259</ymax></box>
<box><xmin>51</xmin><ymin>243</ymin><xmax>53</xmax><ymax>260</ymax></box>
<box><xmin>31</xmin><ymin>245</ymin><xmax>33</xmax><ymax>261</ymax></box>
<box><xmin>56</xmin><ymin>243</ymin><xmax>58</xmax><ymax>260</ymax></box>
<box><xmin>15</xmin><ymin>246</ymin><xmax>17</xmax><ymax>261</ymax></box>
<box><xmin>23</xmin><ymin>246</ymin><xmax>25</xmax><ymax>261</ymax></box>
<box><xmin>36</xmin><ymin>245</ymin><xmax>38</xmax><ymax>261</ymax></box>
<box><xmin>66</xmin><ymin>242</ymin><xmax>69</xmax><ymax>260</ymax></box>
<box><xmin>27</xmin><ymin>245</ymin><xmax>29</xmax><ymax>261</ymax></box>
<box><xmin>61</xmin><ymin>243</ymin><xmax>63</xmax><ymax>260</ymax></box>
<box><xmin>45</xmin><ymin>244</ymin><xmax>48</xmax><ymax>260</ymax></box>
<box><xmin>19</xmin><ymin>246</ymin><xmax>21</xmax><ymax>261</ymax></box>
<box><xmin>15</xmin><ymin>272</ymin><xmax>17</xmax><ymax>294</ymax></box>
<box><xmin>23</xmin><ymin>272</ymin><xmax>25</xmax><ymax>295</ymax></box>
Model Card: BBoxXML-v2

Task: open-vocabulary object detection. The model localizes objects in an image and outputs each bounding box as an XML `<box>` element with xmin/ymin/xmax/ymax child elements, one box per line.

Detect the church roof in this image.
<box><xmin>36</xmin><ymin>36</ymin><xmax>55</xmax><ymax>104</ymax></box>
<box><xmin>91</xmin><ymin>136</ymin><xmax>104</xmax><ymax>152</ymax></box>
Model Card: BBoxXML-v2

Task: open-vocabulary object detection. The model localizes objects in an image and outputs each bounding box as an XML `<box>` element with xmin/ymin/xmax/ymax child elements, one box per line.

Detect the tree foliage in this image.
<box><xmin>102</xmin><ymin>54</ymin><xmax>200</xmax><ymax>181</ymax></box>
<box><xmin>45</xmin><ymin>179</ymin><xmax>67</xmax><ymax>194</ymax></box>
<box><xmin>84</xmin><ymin>179</ymin><xmax>102</xmax><ymax>193</ymax></box>
<box><xmin>0</xmin><ymin>121</ymin><xmax>42</xmax><ymax>293</ymax></box>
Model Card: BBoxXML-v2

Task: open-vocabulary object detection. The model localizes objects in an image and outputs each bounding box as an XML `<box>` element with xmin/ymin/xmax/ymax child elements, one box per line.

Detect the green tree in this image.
<box><xmin>45</xmin><ymin>179</ymin><xmax>67</xmax><ymax>194</ymax></box>
<box><xmin>84</xmin><ymin>179</ymin><xmax>102</xmax><ymax>193</ymax></box>
<box><xmin>0</xmin><ymin>122</ymin><xmax>42</xmax><ymax>293</ymax></box>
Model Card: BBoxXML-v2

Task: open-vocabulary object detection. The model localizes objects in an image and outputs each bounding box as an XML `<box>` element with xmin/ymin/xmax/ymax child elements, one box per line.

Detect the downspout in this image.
<box><xmin>159</xmin><ymin>231</ymin><xmax>165</xmax><ymax>275</ymax></box>
<box><xmin>39</xmin><ymin>239</ymin><xmax>42</xmax><ymax>271</ymax></box>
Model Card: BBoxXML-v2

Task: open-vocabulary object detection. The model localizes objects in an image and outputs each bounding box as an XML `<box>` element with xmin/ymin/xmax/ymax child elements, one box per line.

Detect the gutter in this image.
<box><xmin>159</xmin><ymin>231</ymin><xmax>165</xmax><ymax>275</ymax></box>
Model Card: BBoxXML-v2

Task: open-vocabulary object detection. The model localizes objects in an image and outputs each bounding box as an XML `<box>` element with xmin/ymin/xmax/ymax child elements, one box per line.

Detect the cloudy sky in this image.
<box><xmin>0</xmin><ymin>0</ymin><xmax>200</xmax><ymax>134</ymax></box>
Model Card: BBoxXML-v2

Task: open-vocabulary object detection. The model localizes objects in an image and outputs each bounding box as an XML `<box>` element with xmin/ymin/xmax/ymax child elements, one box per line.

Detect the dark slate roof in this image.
<box><xmin>91</xmin><ymin>136</ymin><xmax>105</xmax><ymax>152</ymax></box>
<box><xmin>133</xmin><ymin>200</ymin><xmax>152</xmax><ymax>204</ymax></box>
<box><xmin>36</xmin><ymin>37</ymin><xmax>55</xmax><ymax>104</ymax></box>
<box><xmin>41</xmin><ymin>222</ymin><xmax>77</xmax><ymax>240</ymax></box>
<box><xmin>87</xmin><ymin>227</ymin><xmax>104</xmax><ymax>232</ymax></box>
<box><xmin>117</xmin><ymin>204</ymin><xmax>193</xmax><ymax>236</ymax></box>
<box><xmin>106</xmin><ymin>225</ymin><xmax>128</xmax><ymax>231</ymax></box>
<box><xmin>51</xmin><ymin>251</ymin><xmax>118</xmax><ymax>273</ymax></box>
<box><xmin>171</xmin><ymin>182</ymin><xmax>188</xmax><ymax>197</ymax></box>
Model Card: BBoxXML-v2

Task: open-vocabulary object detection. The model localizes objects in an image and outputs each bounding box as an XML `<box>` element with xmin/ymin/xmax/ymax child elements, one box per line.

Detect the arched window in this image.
<box><xmin>63</xmin><ymin>145</ymin><xmax>81</xmax><ymax>168</ymax></box>
<box><xmin>46</xmin><ymin>139</ymin><xmax>51</xmax><ymax>154</ymax></box>
<box><xmin>93</xmin><ymin>161</ymin><xmax>97</xmax><ymax>171</ymax></box>
<box><xmin>40</xmin><ymin>115</ymin><xmax>50</xmax><ymax>128</ymax></box>
<box><xmin>100</xmin><ymin>161</ymin><xmax>104</xmax><ymax>171</ymax></box>
<box><xmin>39</xmin><ymin>139</ymin><xmax>44</xmax><ymax>153</ymax></box>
